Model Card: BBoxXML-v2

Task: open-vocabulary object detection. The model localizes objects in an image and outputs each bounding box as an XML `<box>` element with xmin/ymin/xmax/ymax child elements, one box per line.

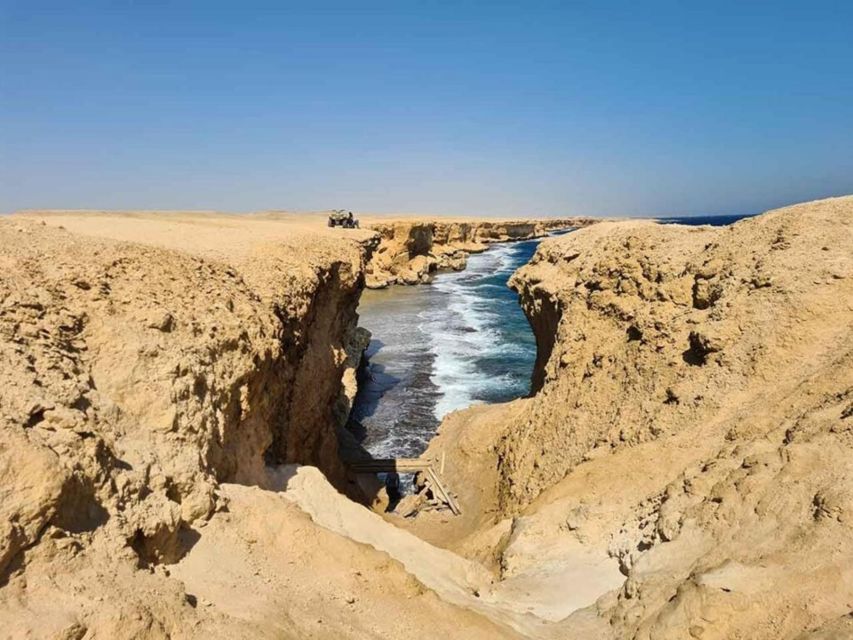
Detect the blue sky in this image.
<box><xmin>2</xmin><ymin>1</ymin><xmax>852</xmax><ymax>216</ymax></box>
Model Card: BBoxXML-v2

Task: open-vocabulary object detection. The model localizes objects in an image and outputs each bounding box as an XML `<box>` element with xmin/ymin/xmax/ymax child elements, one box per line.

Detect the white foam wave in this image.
<box><xmin>420</xmin><ymin>242</ymin><xmax>542</xmax><ymax>420</ymax></box>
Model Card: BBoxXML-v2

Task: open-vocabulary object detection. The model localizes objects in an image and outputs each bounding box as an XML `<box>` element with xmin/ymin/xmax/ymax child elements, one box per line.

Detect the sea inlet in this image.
<box><xmin>351</xmin><ymin>234</ymin><xmax>553</xmax><ymax>460</ymax></box>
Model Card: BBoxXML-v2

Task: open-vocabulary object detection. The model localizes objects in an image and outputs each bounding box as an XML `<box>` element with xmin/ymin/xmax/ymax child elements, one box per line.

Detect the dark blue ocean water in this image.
<box><xmin>657</xmin><ymin>213</ymin><xmax>755</xmax><ymax>226</ymax></box>
<box><xmin>352</xmin><ymin>236</ymin><xmax>547</xmax><ymax>458</ymax></box>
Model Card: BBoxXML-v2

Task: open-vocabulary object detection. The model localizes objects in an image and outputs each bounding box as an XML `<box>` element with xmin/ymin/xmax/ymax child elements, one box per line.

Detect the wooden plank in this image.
<box><xmin>343</xmin><ymin>456</ymin><xmax>461</xmax><ymax>516</ymax></box>
<box><xmin>347</xmin><ymin>458</ymin><xmax>432</xmax><ymax>473</ymax></box>
<box><xmin>349</xmin><ymin>464</ymin><xmax>430</xmax><ymax>473</ymax></box>
<box><xmin>345</xmin><ymin>457</ymin><xmax>427</xmax><ymax>465</ymax></box>
<box><xmin>429</xmin><ymin>468</ymin><xmax>461</xmax><ymax>516</ymax></box>
<box><xmin>349</xmin><ymin>462</ymin><xmax>430</xmax><ymax>469</ymax></box>
<box><xmin>426</xmin><ymin>467</ymin><xmax>461</xmax><ymax>516</ymax></box>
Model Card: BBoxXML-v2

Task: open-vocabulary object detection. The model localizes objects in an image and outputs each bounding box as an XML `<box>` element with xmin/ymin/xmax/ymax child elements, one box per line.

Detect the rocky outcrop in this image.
<box><xmin>503</xmin><ymin>198</ymin><xmax>852</xmax><ymax>512</ymax></box>
<box><xmin>0</xmin><ymin>215</ymin><xmax>374</xmax><ymax>607</ymax></box>
<box><xmin>417</xmin><ymin>196</ymin><xmax>853</xmax><ymax>639</ymax></box>
<box><xmin>4</xmin><ymin>198</ymin><xmax>851</xmax><ymax>640</ymax></box>
<box><xmin>364</xmin><ymin>218</ymin><xmax>598</xmax><ymax>288</ymax></box>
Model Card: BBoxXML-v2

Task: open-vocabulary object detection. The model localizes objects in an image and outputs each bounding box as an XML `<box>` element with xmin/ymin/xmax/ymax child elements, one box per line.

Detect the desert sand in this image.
<box><xmin>1</xmin><ymin>198</ymin><xmax>851</xmax><ymax>639</ymax></box>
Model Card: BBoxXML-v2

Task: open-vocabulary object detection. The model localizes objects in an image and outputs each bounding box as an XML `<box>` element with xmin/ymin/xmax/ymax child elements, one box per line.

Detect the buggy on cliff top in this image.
<box><xmin>328</xmin><ymin>210</ymin><xmax>359</xmax><ymax>228</ymax></box>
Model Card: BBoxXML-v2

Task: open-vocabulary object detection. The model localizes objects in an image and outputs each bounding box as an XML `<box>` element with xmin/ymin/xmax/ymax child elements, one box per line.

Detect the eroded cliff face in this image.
<box><xmin>0</xmin><ymin>215</ymin><xmax>385</xmax><ymax>634</ymax></box>
<box><xmin>364</xmin><ymin>217</ymin><xmax>597</xmax><ymax>288</ymax></box>
<box><xmin>505</xmin><ymin>199</ymin><xmax>852</xmax><ymax>513</ymax></box>
<box><xmin>416</xmin><ymin>196</ymin><xmax>853</xmax><ymax>639</ymax></box>
<box><xmin>4</xmin><ymin>199</ymin><xmax>851</xmax><ymax>640</ymax></box>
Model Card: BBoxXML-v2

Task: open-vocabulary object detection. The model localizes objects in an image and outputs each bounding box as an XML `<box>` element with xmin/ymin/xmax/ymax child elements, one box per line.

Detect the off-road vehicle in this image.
<box><xmin>328</xmin><ymin>210</ymin><xmax>359</xmax><ymax>228</ymax></box>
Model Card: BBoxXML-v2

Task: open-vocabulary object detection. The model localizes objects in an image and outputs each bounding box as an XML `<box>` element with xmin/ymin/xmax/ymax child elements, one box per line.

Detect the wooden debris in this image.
<box><xmin>344</xmin><ymin>456</ymin><xmax>461</xmax><ymax>515</ymax></box>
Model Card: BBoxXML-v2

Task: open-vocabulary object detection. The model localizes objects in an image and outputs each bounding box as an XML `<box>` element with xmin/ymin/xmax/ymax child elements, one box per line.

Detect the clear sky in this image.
<box><xmin>2</xmin><ymin>1</ymin><xmax>852</xmax><ymax>216</ymax></box>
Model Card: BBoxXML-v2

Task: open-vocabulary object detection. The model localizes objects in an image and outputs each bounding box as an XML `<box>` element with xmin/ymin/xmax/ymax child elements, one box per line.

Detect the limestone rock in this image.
<box><xmin>419</xmin><ymin>195</ymin><xmax>853</xmax><ymax>639</ymax></box>
<box><xmin>364</xmin><ymin>217</ymin><xmax>598</xmax><ymax>288</ymax></box>
<box><xmin>0</xmin><ymin>212</ymin><xmax>390</xmax><ymax>638</ymax></box>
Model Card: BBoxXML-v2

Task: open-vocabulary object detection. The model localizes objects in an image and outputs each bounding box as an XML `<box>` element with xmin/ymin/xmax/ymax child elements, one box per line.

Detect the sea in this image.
<box><xmin>351</xmin><ymin>235</ymin><xmax>549</xmax><ymax>459</ymax></box>
<box><xmin>350</xmin><ymin>214</ymin><xmax>751</xmax><ymax>460</ymax></box>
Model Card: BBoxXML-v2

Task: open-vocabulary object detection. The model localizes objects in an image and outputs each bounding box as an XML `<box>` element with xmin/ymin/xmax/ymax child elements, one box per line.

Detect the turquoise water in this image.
<box><xmin>352</xmin><ymin>236</ymin><xmax>548</xmax><ymax>459</ymax></box>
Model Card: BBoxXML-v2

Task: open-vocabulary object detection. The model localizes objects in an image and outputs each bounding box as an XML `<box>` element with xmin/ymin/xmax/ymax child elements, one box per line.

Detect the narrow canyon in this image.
<box><xmin>1</xmin><ymin>198</ymin><xmax>852</xmax><ymax>639</ymax></box>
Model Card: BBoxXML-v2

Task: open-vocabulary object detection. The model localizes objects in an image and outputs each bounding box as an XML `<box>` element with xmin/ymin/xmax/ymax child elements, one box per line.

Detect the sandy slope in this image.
<box><xmin>170</xmin><ymin>480</ymin><xmax>518</xmax><ymax>640</ymax></box>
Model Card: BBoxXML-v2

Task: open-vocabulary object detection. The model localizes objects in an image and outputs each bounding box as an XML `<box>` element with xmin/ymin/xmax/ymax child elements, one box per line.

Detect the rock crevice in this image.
<box><xmin>0</xmin><ymin>217</ymin><xmax>373</xmax><ymax>580</ymax></box>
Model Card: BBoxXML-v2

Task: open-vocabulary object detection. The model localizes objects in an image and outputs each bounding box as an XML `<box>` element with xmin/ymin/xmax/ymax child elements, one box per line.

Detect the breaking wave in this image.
<box><xmin>352</xmin><ymin>235</ymin><xmax>561</xmax><ymax>459</ymax></box>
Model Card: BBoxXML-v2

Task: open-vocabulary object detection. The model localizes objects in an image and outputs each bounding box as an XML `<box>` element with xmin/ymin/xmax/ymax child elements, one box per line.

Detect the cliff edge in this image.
<box><xmin>363</xmin><ymin>217</ymin><xmax>598</xmax><ymax>287</ymax></box>
<box><xmin>0</xmin><ymin>213</ymin><xmax>521</xmax><ymax>639</ymax></box>
<box><xmin>417</xmin><ymin>195</ymin><xmax>853</xmax><ymax>639</ymax></box>
<box><xmin>3</xmin><ymin>198</ymin><xmax>851</xmax><ymax>639</ymax></box>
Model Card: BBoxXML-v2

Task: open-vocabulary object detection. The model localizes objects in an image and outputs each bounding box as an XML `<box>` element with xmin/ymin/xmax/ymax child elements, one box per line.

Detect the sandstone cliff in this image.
<box><xmin>3</xmin><ymin>199</ymin><xmax>851</xmax><ymax>640</ymax></box>
<box><xmin>363</xmin><ymin>217</ymin><xmax>597</xmax><ymax>288</ymax></box>
<box><xmin>0</xmin><ymin>211</ymin><xmax>539</xmax><ymax>640</ymax></box>
<box><xmin>416</xmin><ymin>196</ymin><xmax>853</xmax><ymax>639</ymax></box>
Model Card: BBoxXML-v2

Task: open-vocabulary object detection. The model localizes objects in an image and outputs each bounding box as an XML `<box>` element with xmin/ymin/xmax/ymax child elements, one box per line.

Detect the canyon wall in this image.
<box><xmin>0</xmin><ymin>209</ymin><xmax>601</xmax><ymax>639</ymax></box>
<box><xmin>0</xmin><ymin>212</ymin><xmax>530</xmax><ymax>640</ymax></box>
<box><xmin>0</xmin><ymin>214</ymin><xmax>422</xmax><ymax>636</ymax></box>
<box><xmin>3</xmin><ymin>199</ymin><xmax>851</xmax><ymax>640</ymax></box>
<box><xmin>363</xmin><ymin>217</ymin><xmax>598</xmax><ymax>288</ymax></box>
<box><xmin>418</xmin><ymin>196</ymin><xmax>853</xmax><ymax>639</ymax></box>
<box><xmin>0</xmin><ymin>216</ymin><xmax>371</xmax><ymax>569</ymax></box>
